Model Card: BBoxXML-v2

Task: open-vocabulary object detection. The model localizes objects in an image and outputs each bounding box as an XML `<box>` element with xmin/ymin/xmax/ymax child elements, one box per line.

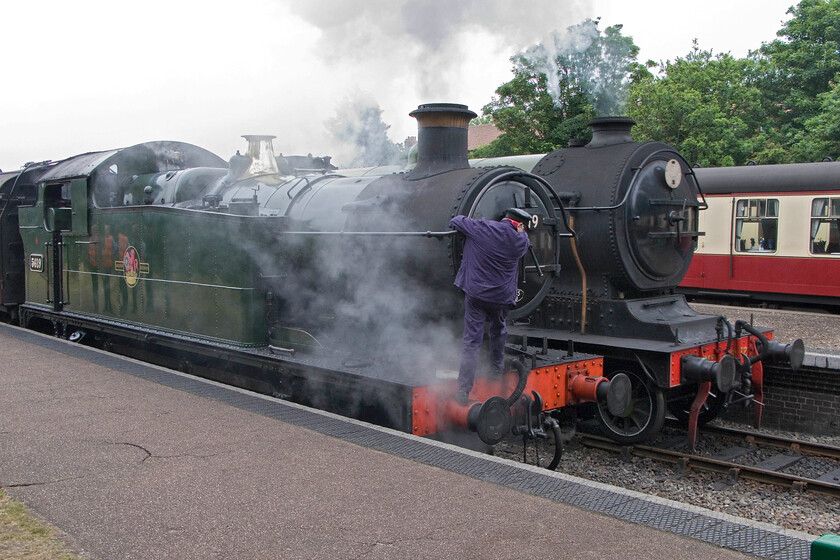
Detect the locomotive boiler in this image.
<box><xmin>0</xmin><ymin>103</ymin><xmax>631</xmax><ymax>460</ymax></box>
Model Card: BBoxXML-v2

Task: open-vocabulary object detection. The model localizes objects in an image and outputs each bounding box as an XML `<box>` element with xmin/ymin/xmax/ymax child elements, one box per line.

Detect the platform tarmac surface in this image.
<box><xmin>0</xmin><ymin>324</ymin><xmax>815</xmax><ymax>560</ymax></box>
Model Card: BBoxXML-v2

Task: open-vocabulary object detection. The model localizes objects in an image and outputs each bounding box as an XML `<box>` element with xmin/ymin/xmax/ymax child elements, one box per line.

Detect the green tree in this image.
<box><xmin>469</xmin><ymin>115</ymin><xmax>493</xmax><ymax>125</ymax></box>
<box><xmin>793</xmin><ymin>77</ymin><xmax>840</xmax><ymax>160</ymax></box>
<box><xmin>760</xmin><ymin>1</ymin><xmax>840</xmax><ymax>108</ymax></box>
<box><xmin>629</xmin><ymin>1</ymin><xmax>840</xmax><ymax>165</ymax></box>
<box><xmin>756</xmin><ymin>0</ymin><xmax>840</xmax><ymax>154</ymax></box>
<box><xmin>471</xmin><ymin>65</ymin><xmax>593</xmax><ymax>157</ymax></box>
<box><xmin>628</xmin><ymin>45</ymin><xmax>769</xmax><ymax>166</ymax></box>
<box><xmin>473</xmin><ymin>19</ymin><xmax>640</xmax><ymax>157</ymax></box>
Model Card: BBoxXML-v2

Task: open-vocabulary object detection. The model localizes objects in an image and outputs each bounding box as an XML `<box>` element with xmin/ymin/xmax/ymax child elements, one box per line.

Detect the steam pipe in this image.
<box><xmin>569</xmin><ymin>215</ymin><xmax>587</xmax><ymax>334</ymax></box>
<box><xmin>506</xmin><ymin>359</ymin><xmax>529</xmax><ymax>407</ymax></box>
<box><xmin>553</xmin><ymin>191</ymin><xmax>581</xmax><ymax>205</ymax></box>
<box><xmin>546</xmin><ymin>418</ymin><xmax>563</xmax><ymax>470</ymax></box>
<box><xmin>735</xmin><ymin>320</ymin><xmax>769</xmax><ymax>365</ymax></box>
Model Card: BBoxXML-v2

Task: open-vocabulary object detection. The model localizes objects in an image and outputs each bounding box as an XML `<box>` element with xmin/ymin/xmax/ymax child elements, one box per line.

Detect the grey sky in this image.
<box><xmin>0</xmin><ymin>0</ymin><xmax>796</xmax><ymax>171</ymax></box>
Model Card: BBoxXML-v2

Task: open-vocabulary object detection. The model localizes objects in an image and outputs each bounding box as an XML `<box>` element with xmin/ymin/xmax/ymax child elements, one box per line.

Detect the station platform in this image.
<box><xmin>0</xmin><ymin>323</ymin><xmax>815</xmax><ymax>559</ymax></box>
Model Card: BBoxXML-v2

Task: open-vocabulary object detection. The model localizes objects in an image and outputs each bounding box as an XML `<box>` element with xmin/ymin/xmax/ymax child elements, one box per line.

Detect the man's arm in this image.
<box><xmin>515</xmin><ymin>228</ymin><xmax>531</xmax><ymax>258</ymax></box>
<box><xmin>449</xmin><ymin>215</ymin><xmax>479</xmax><ymax>235</ymax></box>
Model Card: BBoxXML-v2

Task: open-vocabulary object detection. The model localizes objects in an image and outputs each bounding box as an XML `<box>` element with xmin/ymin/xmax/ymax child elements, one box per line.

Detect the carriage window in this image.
<box><xmin>734</xmin><ymin>198</ymin><xmax>779</xmax><ymax>253</ymax></box>
<box><xmin>810</xmin><ymin>197</ymin><xmax>840</xmax><ymax>254</ymax></box>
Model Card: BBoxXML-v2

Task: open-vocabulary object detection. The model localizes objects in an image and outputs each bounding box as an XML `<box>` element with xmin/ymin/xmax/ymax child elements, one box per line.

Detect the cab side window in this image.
<box><xmin>734</xmin><ymin>198</ymin><xmax>779</xmax><ymax>253</ymax></box>
<box><xmin>44</xmin><ymin>182</ymin><xmax>71</xmax><ymax>207</ymax></box>
<box><xmin>811</xmin><ymin>197</ymin><xmax>840</xmax><ymax>254</ymax></box>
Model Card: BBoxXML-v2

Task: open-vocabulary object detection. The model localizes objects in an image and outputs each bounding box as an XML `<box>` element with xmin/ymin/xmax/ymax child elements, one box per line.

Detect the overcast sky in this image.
<box><xmin>0</xmin><ymin>0</ymin><xmax>797</xmax><ymax>171</ymax></box>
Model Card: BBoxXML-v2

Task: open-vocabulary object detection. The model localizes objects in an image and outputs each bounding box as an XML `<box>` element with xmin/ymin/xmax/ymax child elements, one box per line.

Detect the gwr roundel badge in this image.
<box><xmin>123</xmin><ymin>246</ymin><xmax>140</xmax><ymax>287</ymax></box>
<box><xmin>114</xmin><ymin>241</ymin><xmax>149</xmax><ymax>286</ymax></box>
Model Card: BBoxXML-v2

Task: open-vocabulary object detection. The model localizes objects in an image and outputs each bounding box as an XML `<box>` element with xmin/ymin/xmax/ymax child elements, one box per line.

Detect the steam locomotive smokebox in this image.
<box><xmin>530</xmin><ymin>116</ymin><xmax>707</xmax><ymax>343</ymax></box>
<box><xmin>533</xmin><ymin>116</ymin><xmax>701</xmax><ymax>295</ymax></box>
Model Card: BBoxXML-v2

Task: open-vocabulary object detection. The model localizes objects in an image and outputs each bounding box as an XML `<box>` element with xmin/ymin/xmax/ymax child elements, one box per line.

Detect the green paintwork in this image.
<box><xmin>20</xmin><ymin>177</ymin><xmax>282</xmax><ymax>347</ymax></box>
<box><xmin>69</xmin><ymin>178</ymin><xmax>88</xmax><ymax>235</ymax></box>
<box><xmin>812</xmin><ymin>534</ymin><xmax>840</xmax><ymax>560</ymax></box>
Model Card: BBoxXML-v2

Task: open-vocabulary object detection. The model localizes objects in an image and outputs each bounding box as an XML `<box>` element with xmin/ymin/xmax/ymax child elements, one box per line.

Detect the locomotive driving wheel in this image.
<box><xmin>595</xmin><ymin>367</ymin><xmax>665</xmax><ymax>444</ymax></box>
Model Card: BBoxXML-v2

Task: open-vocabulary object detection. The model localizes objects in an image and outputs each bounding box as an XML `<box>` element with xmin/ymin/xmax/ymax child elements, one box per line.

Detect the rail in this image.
<box><xmin>576</xmin><ymin>428</ymin><xmax>840</xmax><ymax>499</ymax></box>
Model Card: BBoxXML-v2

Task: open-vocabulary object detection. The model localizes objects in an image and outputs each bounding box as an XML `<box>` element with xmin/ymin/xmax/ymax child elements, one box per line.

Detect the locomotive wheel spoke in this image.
<box><xmin>596</xmin><ymin>368</ymin><xmax>665</xmax><ymax>444</ymax></box>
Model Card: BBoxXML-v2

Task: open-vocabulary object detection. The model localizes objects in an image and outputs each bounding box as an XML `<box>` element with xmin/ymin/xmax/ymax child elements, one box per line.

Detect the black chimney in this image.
<box><xmin>587</xmin><ymin>117</ymin><xmax>636</xmax><ymax>148</ymax></box>
<box><xmin>408</xmin><ymin>103</ymin><xmax>477</xmax><ymax>179</ymax></box>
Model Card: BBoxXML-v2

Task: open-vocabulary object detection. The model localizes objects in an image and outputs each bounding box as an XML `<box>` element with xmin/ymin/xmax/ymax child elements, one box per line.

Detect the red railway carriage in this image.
<box><xmin>683</xmin><ymin>162</ymin><xmax>840</xmax><ymax>307</ymax></box>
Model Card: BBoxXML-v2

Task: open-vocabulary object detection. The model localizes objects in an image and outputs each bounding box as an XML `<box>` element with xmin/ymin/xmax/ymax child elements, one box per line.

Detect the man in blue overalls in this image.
<box><xmin>450</xmin><ymin>208</ymin><xmax>531</xmax><ymax>402</ymax></box>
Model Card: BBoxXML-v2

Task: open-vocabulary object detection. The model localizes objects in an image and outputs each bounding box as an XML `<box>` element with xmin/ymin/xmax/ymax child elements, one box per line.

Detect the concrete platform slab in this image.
<box><xmin>0</xmin><ymin>324</ymin><xmax>814</xmax><ymax>559</ymax></box>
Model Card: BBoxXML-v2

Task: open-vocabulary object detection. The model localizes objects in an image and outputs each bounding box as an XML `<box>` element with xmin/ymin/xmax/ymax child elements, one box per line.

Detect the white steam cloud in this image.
<box><xmin>291</xmin><ymin>0</ymin><xmax>586</xmax><ymax>99</ymax></box>
<box><xmin>326</xmin><ymin>93</ymin><xmax>405</xmax><ymax>168</ymax></box>
<box><xmin>519</xmin><ymin>19</ymin><xmax>636</xmax><ymax>115</ymax></box>
<box><xmin>287</xmin><ymin>0</ymin><xmax>589</xmax><ymax>150</ymax></box>
<box><xmin>240</xmin><ymin>193</ymin><xmax>465</xmax><ymax>426</ymax></box>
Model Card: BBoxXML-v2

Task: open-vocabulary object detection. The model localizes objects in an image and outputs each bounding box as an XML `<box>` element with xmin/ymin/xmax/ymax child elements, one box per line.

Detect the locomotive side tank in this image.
<box><xmin>6</xmin><ymin>103</ymin><xmax>629</xmax><ymax>458</ymax></box>
<box><xmin>508</xmin><ymin>117</ymin><xmax>804</xmax><ymax>446</ymax></box>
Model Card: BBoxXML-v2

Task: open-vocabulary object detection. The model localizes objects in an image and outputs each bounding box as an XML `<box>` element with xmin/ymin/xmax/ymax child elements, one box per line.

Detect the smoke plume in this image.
<box><xmin>288</xmin><ymin>0</ymin><xmax>589</xmax><ymax>151</ymax></box>
<box><xmin>291</xmin><ymin>0</ymin><xmax>584</xmax><ymax>98</ymax></box>
<box><xmin>326</xmin><ymin>93</ymin><xmax>405</xmax><ymax>167</ymax></box>
<box><xmin>520</xmin><ymin>19</ymin><xmax>637</xmax><ymax>115</ymax></box>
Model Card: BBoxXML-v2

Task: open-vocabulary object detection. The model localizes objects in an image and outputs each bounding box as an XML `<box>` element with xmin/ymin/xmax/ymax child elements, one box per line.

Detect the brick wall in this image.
<box><xmin>722</xmin><ymin>359</ymin><xmax>840</xmax><ymax>435</ymax></box>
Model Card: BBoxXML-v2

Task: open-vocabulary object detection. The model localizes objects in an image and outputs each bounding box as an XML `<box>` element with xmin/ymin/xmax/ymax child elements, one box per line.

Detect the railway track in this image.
<box><xmin>575</xmin><ymin>423</ymin><xmax>840</xmax><ymax>498</ymax></box>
